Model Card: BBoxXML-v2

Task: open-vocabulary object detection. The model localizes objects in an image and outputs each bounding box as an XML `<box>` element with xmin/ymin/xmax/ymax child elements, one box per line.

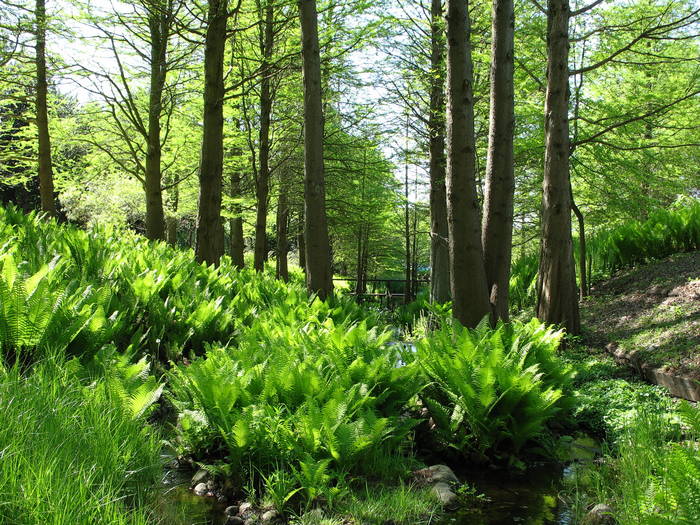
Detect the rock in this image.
<box><xmin>583</xmin><ymin>503</ymin><xmax>615</xmax><ymax>524</ymax></box>
<box><xmin>432</xmin><ymin>482</ymin><xmax>458</xmax><ymax>507</ymax></box>
<box><xmin>261</xmin><ymin>509</ymin><xmax>278</xmax><ymax>523</ymax></box>
<box><xmin>191</xmin><ymin>469</ymin><xmax>209</xmax><ymax>485</ymax></box>
<box><xmin>244</xmin><ymin>518</ymin><xmax>257</xmax><ymax>525</ymax></box>
<box><xmin>206</xmin><ymin>479</ymin><xmax>217</xmax><ymax>491</ymax></box>
<box><xmin>238</xmin><ymin>502</ymin><xmax>254</xmax><ymax>515</ymax></box>
<box><xmin>225</xmin><ymin>505</ymin><xmax>239</xmax><ymax>516</ymax></box>
<box><xmin>225</xmin><ymin>518</ymin><xmax>245</xmax><ymax>525</ymax></box>
<box><xmin>193</xmin><ymin>482</ymin><xmax>208</xmax><ymax>496</ymax></box>
<box><xmin>414</xmin><ymin>464</ymin><xmax>459</xmax><ymax>485</ymax></box>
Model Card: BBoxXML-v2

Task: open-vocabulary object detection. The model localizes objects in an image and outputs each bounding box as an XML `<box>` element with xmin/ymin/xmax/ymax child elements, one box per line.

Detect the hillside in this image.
<box><xmin>582</xmin><ymin>251</ymin><xmax>700</xmax><ymax>379</ymax></box>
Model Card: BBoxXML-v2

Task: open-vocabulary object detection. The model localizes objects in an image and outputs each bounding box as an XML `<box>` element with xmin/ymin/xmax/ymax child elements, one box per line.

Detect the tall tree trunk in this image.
<box><xmin>276</xmin><ymin>175</ymin><xmax>289</xmax><ymax>281</ymax></box>
<box><xmin>253</xmin><ymin>1</ymin><xmax>274</xmax><ymax>271</ymax></box>
<box><xmin>571</xmin><ymin>188</ymin><xmax>587</xmax><ymax>298</ymax></box>
<box><xmin>354</xmin><ymin>224</ymin><xmax>365</xmax><ymax>295</ymax></box>
<box><xmin>298</xmin><ymin>0</ymin><xmax>332</xmax><ymax>299</ymax></box>
<box><xmin>404</xmin><ymin>140</ymin><xmax>412</xmax><ymax>304</ymax></box>
<box><xmin>144</xmin><ymin>7</ymin><xmax>168</xmax><ymax>241</ymax></box>
<box><xmin>166</xmin><ymin>178</ymin><xmax>179</xmax><ymax>245</ymax></box>
<box><xmin>195</xmin><ymin>0</ymin><xmax>227</xmax><ymax>265</ymax></box>
<box><xmin>35</xmin><ymin>0</ymin><xmax>56</xmax><ymax>217</ymax></box>
<box><xmin>297</xmin><ymin>208</ymin><xmax>306</xmax><ymax>271</ymax></box>
<box><xmin>428</xmin><ymin>0</ymin><xmax>450</xmax><ymax>304</ymax></box>
<box><xmin>229</xmin><ymin>170</ymin><xmax>245</xmax><ymax>268</ymax></box>
<box><xmin>482</xmin><ymin>0</ymin><xmax>515</xmax><ymax>321</ymax></box>
<box><xmin>536</xmin><ymin>0</ymin><xmax>580</xmax><ymax>334</ymax></box>
<box><xmin>445</xmin><ymin>0</ymin><xmax>491</xmax><ymax>327</ymax></box>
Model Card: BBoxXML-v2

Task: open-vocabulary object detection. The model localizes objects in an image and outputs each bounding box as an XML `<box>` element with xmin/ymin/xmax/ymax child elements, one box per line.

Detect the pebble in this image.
<box><xmin>193</xmin><ymin>482</ymin><xmax>208</xmax><ymax>496</ymax></box>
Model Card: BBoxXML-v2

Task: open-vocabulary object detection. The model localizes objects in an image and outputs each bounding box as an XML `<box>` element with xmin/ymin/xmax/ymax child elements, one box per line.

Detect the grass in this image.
<box><xmin>0</xmin><ymin>356</ymin><xmax>162</xmax><ymax>525</ymax></box>
<box><xmin>292</xmin><ymin>484</ymin><xmax>442</xmax><ymax>525</ymax></box>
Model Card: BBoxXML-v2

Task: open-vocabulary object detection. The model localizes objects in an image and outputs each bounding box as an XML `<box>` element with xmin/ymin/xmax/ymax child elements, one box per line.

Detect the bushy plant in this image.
<box><xmin>414</xmin><ymin>318</ymin><xmax>574</xmax><ymax>462</ymax></box>
<box><xmin>169</xmin><ymin>318</ymin><xmax>420</xmax><ymax>508</ymax></box>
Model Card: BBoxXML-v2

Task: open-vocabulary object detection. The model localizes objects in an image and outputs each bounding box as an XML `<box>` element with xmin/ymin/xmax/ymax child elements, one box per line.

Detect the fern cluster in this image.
<box><xmin>509</xmin><ymin>198</ymin><xmax>700</xmax><ymax>309</ymax></box>
<box><xmin>414</xmin><ymin>318</ymin><xmax>574</xmax><ymax>462</ymax></box>
<box><xmin>169</xmin><ymin>319</ymin><xmax>419</xmax><ymax>508</ymax></box>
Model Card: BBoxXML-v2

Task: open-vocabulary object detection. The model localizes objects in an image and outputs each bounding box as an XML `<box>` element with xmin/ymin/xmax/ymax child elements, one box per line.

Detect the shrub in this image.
<box><xmin>414</xmin><ymin>318</ymin><xmax>574</xmax><ymax>462</ymax></box>
<box><xmin>169</xmin><ymin>318</ymin><xmax>420</xmax><ymax>508</ymax></box>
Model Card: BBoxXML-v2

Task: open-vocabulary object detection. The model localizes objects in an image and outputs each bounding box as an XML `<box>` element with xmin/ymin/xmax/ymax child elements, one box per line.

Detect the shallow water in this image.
<box><xmin>155</xmin><ymin>437</ymin><xmax>598</xmax><ymax>525</ymax></box>
<box><xmin>153</xmin><ymin>461</ymin><xmax>227</xmax><ymax>525</ymax></box>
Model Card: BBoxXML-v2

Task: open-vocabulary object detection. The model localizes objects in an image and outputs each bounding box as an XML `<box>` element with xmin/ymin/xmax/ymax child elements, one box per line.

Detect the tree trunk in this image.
<box><xmin>404</xmin><ymin>139</ymin><xmax>412</xmax><ymax>304</ymax></box>
<box><xmin>35</xmin><ymin>0</ymin><xmax>56</xmax><ymax>217</ymax></box>
<box><xmin>297</xmin><ymin>208</ymin><xmax>306</xmax><ymax>271</ymax></box>
<box><xmin>253</xmin><ymin>1</ymin><xmax>274</xmax><ymax>271</ymax></box>
<box><xmin>536</xmin><ymin>0</ymin><xmax>580</xmax><ymax>334</ymax></box>
<box><xmin>298</xmin><ymin>0</ymin><xmax>333</xmax><ymax>299</ymax></box>
<box><xmin>275</xmin><ymin>176</ymin><xmax>289</xmax><ymax>281</ymax></box>
<box><xmin>229</xmin><ymin>170</ymin><xmax>245</xmax><ymax>268</ymax></box>
<box><xmin>166</xmin><ymin>178</ymin><xmax>179</xmax><ymax>245</ymax></box>
<box><xmin>195</xmin><ymin>0</ymin><xmax>227</xmax><ymax>266</ymax></box>
<box><xmin>571</xmin><ymin>189</ymin><xmax>587</xmax><ymax>299</ymax></box>
<box><xmin>428</xmin><ymin>0</ymin><xmax>450</xmax><ymax>304</ymax></box>
<box><xmin>445</xmin><ymin>0</ymin><xmax>491</xmax><ymax>327</ymax></box>
<box><xmin>144</xmin><ymin>7</ymin><xmax>168</xmax><ymax>241</ymax></box>
<box><xmin>482</xmin><ymin>0</ymin><xmax>515</xmax><ymax>321</ymax></box>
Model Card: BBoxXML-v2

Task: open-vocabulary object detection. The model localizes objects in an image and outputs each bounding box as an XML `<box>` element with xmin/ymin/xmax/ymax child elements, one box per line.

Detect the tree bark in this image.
<box><xmin>482</xmin><ymin>0</ymin><xmax>515</xmax><ymax>321</ymax></box>
<box><xmin>275</xmin><ymin>175</ymin><xmax>289</xmax><ymax>281</ymax></box>
<box><xmin>229</xmin><ymin>170</ymin><xmax>245</xmax><ymax>268</ymax></box>
<box><xmin>298</xmin><ymin>0</ymin><xmax>333</xmax><ymax>299</ymax></box>
<box><xmin>297</xmin><ymin>208</ymin><xmax>306</xmax><ymax>271</ymax></box>
<box><xmin>195</xmin><ymin>0</ymin><xmax>227</xmax><ymax>265</ymax></box>
<box><xmin>571</xmin><ymin>188</ymin><xmax>587</xmax><ymax>298</ymax></box>
<box><xmin>428</xmin><ymin>0</ymin><xmax>450</xmax><ymax>304</ymax></box>
<box><xmin>144</xmin><ymin>4</ymin><xmax>169</xmax><ymax>241</ymax></box>
<box><xmin>166</xmin><ymin>177</ymin><xmax>179</xmax><ymax>245</ymax></box>
<box><xmin>253</xmin><ymin>1</ymin><xmax>275</xmax><ymax>271</ymax></box>
<box><xmin>35</xmin><ymin>0</ymin><xmax>56</xmax><ymax>217</ymax></box>
<box><xmin>404</xmin><ymin>137</ymin><xmax>412</xmax><ymax>304</ymax></box>
<box><xmin>445</xmin><ymin>0</ymin><xmax>491</xmax><ymax>327</ymax></box>
<box><xmin>536</xmin><ymin>0</ymin><xmax>580</xmax><ymax>334</ymax></box>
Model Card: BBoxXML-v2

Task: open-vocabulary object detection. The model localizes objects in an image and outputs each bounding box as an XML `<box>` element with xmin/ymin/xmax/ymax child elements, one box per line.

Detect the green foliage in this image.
<box><xmin>509</xmin><ymin>199</ymin><xmax>700</xmax><ymax>311</ymax></box>
<box><xmin>0</xmin><ymin>357</ymin><xmax>161</xmax><ymax>525</ymax></box>
<box><xmin>414</xmin><ymin>318</ymin><xmax>574</xmax><ymax>461</ymax></box>
<box><xmin>0</xmin><ymin>252</ymin><xmax>107</xmax><ymax>368</ymax></box>
<box><xmin>169</xmin><ymin>318</ymin><xmax>420</xmax><ymax>508</ymax></box>
<box><xmin>587</xmin><ymin>198</ymin><xmax>700</xmax><ymax>277</ymax></box>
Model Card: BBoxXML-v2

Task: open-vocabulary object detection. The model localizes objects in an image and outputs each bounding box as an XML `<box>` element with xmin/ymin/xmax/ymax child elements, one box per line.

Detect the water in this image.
<box><xmin>153</xmin><ymin>460</ymin><xmax>227</xmax><ymax>525</ymax></box>
<box><xmin>154</xmin><ymin>437</ymin><xmax>599</xmax><ymax>525</ymax></box>
<box><xmin>438</xmin><ymin>436</ymin><xmax>600</xmax><ymax>525</ymax></box>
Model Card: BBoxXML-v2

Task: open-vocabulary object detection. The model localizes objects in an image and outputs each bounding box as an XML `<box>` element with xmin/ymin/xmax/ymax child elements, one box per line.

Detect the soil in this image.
<box><xmin>581</xmin><ymin>251</ymin><xmax>700</xmax><ymax>378</ymax></box>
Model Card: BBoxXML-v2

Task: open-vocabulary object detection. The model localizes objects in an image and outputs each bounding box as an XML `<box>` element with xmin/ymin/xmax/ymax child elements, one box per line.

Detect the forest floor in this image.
<box><xmin>581</xmin><ymin>250</ymin><xmax>700</xmax><ymax>378</ymax></box>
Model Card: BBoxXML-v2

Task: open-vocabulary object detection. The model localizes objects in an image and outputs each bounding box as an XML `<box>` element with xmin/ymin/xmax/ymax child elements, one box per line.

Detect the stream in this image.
<box><xmin>154</xmin><ymin>436</ymin><xmax>598</xmax><ymax>524</ymax></box>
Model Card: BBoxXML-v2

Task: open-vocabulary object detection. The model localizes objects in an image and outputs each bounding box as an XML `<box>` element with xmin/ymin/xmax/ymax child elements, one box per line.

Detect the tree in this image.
<box><xmin>35</xmin><ymin>0</ymin><xmax>55</xmax><ymax>216</ymax></box>
<box><xmin>482</xmin><ymin>0</ymin><xmax>515</xmax><ymax>321</ymax></box>
<box><xmin>428</xmin><ymin>0</ymin><xmax>450</xmax><ymax>304</ymax></box>
<box><xmin>445</xmin><ymin>0</ymin><xmax>490</xmax><ymax>327</ymax></box>
<box><xmin>536</xmin><ymin>0</ymin><xmax>580</xmax><ymax>334</ymax></box>
<box><xmin>196</xmin><ymin>0</ymin><xmax>229</xmax><ymax>265</ymax></box>
<box><xmin>298</xmin><ymin>0</ymin><xmax>332</xmax><ymax>299</ymax></box>
<box><xmin>253</xmin><ymin>0</ymin><xmax>275</xmax><ymax>271</ymax></box>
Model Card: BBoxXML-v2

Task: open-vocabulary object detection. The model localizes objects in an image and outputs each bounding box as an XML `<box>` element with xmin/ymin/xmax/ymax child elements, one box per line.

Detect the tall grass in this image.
<box><xmin>0</xmin><ymin>357</ymin><xmax>162</xmax><ymax>525</ymax></box>
<box><xmin>574</xmin><ymin>402</ymin><xmax>700</xmax><ymax>524</ymax></box>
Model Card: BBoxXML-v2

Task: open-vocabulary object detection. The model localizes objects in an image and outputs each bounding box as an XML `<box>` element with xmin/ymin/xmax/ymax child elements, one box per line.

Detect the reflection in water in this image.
<box><xmin>154</xmin><ymin>462</ymin><xmax>227</xmax><ymax>525</ymax></box>
<box><xmin>440</xmin><ymin>463</ymin><xmax>569</xmax><ymax>525</ymax></box>
<box><xmin>154</xmin><ymin>437</ymin><xmax>598</xmax><ymax>525</ymax></box>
